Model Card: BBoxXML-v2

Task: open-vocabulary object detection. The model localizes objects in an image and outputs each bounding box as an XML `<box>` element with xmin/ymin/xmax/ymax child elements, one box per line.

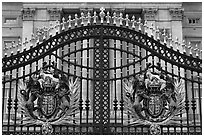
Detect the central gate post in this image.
<box><xmin>93</xmin><ymin>26</ymin><xmax>110</xmax><ymax>134</ymax></box>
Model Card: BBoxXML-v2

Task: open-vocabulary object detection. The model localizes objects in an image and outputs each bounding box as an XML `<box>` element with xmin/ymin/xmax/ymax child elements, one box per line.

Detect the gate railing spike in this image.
<box><xmin>55</xmin><ymin>20</ymin><xmax>60</xmax><ymax>34</ymax></box>
<box><xmin>112</xmin><ymin>12</ymin><xmax>117</xmax><ymax>25</ymax></box>
<box><xmin>182</xmin><ymin>40</ymin><xmax>186</xmax><ymax>53</ymax></box>
<box><xmin>175</xmin><ymin>37</ymin><xmax>179</xmax><ymax>51</ymax></box>
<box><xmin>106</xmin><ymin>11</ymin><xmax>110</xmax><ymax>24</ymax></box>
<box><xmin>61</xmin><ymin>17</ymin><xmax>65</xmax><ymax>31</ymax></box>
<box><xmin>188</xmin><ymin>42</ymin><xmax>192</xmax><ymax>55</ymax></box>
<box><xmin>143</xmin><ymin>20</ymin><xmax>147</xmax><ymax>34</ymax></box>
<box><xmin>163</xmin><ymin>28</ymin><xmax>167</xmax><ymax>44</ymax></box>
<box><xmin>194</xmin><ymin>44</ymin><xmax>199</xmax><ymax>57</ymax></box>
<box><xmin>87</xmin><ymin>11</ymin><xmax>91</xmax><ymax>24</ymax></box>
<box><xmin>99</xmin><ymin>7</ymin><xmax>105</xmax><ymax>24</ymax></box>
<box><xmin>93</xmin><ymin>11</ymin><xmax>97</xmax><ymax>24</ymax></box>
<box><xmin>168</xmin><ymin>33</ymin><xmax>173</xmax><ymax>48</ymax></box>
<box><xmin>68</xmin><ymin>15</ymin><xmax>72</xmax><ymax>29</ymax></box>
<box><xmin>81</xmin><ymin>12</ymin><xmax>85</xmax><ymax>26</ymax></box>
<box><xmin>125</xmin><ymin>14</ymin><xmax>129</xmax><ymax>27</ymax></box>
<box><xmin>49</xmin><ymin>23</ymin><xmax>53</xmax><ymax>37</ymax></box>
<box><xmin>150</xmin><ymin>23</ymin><xmax>154</xmax><ymax>37</ymax></box>
<box><xmin>119</xmin><ymin>13</ymin><xmax>123</xmax><ymax>26</ymax></box>
<box><xmin>131</xmin><ymin>15</ymin><xmax>136</xmax><ymax>29</ymax></box>
<box><xmin>75</xmin><ymin>14</ymin><xmax>78</xmax><ymax>27</ymax></box>
<box><xmin>138</xmin><ymin>17</ymin><xmax>142</xmax><ymax>31</ymax></box>
<box><xmin>156</xmin><ymin>26</ymin><xmax>160</xmax><ymax>40</ymax></box>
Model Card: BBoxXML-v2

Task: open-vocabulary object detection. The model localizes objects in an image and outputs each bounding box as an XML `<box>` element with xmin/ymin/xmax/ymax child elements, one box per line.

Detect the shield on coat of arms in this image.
<box><xmin>38</xmin><ymin>92</ymin><xmax>57</xmax><ymax>118</ymax></box>
<box><xmin>147</xmin><ymin>94</ymin><xmax>163</xmax><ymax>118</ymax></box>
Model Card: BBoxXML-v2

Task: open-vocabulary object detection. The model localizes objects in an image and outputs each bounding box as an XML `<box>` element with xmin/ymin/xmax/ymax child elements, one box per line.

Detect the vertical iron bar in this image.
<box><xmin>120</xmin><ymin>40</ymin><xmax>124</xmax><ymax>133</ymax></box>
<box><xmin>7</xmin><ymin>70</ymin><xmax>13</xmax><ymax>133</ymax></box>
<box><xmin>14</xmin><ymin>67</ymin><xmax>19</xmax><ymax>134</ymax></box>
<box><xmin>184</xmin><ymin>69</ymin><xmax>190</xmax><ymax>134</ymax></box>
<box><xmin>191</xmin><ymin>70</ymin><xmax>196</xmax><ymax>134</ymax></box>
<box><xmin>60</xmin><ymin>45</ymin><xmax>64</xmax><ymax>133</ymax></box>
<box><xmin>113</xmin><ymin>39</ymin><xmax>117</xmax><ymax>133</ymax></box>
<box><xmin>86</xmin><ymin>38</ymin><xmax>90</xmax><ymax>133</ymax></box>
<box><xmin>197</xmin><ymin>72</ymin><xmax>202</xmax><ymax>131</ymax></box>
<box><xmin>126</xmin><ymin>42</ymin><xmax>130</xmax><ymax>134</ymax></box>
<box><xmin>2</xmin><ymin>71</ymin><xmax>6</xmax><ymax>132</ymax></box>
<box><xmin>79</xmin><ymin>39</ymin><xmax>83</xmax><ymax>133</ymax></box>
<box><xmin>73</xmin><ymin>41</ymin><xmax>77</xmax><ymax>133</ymax></box>
<box><xmin>178</xmin><ymin>66</ymin><xmax>183</xmax><ymax>134</ymax></box>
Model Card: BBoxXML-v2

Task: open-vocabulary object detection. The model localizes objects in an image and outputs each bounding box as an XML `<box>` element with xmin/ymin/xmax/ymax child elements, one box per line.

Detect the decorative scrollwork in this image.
<box><xmin>17</xmin><ymin>62</ymin><xmax>80</xmax><ymax>134</ymax></box>
<box><xmin>123</xmin><ymin>64</ymin><xmax>185</xmax><ymax>135</ymax></box>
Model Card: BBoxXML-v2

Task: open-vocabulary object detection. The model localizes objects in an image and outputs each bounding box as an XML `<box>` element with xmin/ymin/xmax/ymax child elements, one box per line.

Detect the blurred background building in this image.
<box><xmin>2</xmin><ymin>2</ymin><xmax>202</xmax><ymax>56</ymax></box>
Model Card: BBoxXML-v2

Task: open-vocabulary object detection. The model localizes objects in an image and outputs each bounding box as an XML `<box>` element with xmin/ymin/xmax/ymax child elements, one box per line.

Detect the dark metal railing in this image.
<box><xmin>2</xmin><ymin>8</ymin><xmax>202</xmax><ymax>135</ymax></box>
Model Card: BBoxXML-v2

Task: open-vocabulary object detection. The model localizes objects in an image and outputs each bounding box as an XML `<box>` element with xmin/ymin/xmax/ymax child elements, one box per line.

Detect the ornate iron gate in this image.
<box><xmin>2</xmin><ymin>8</ymin><xmax>202</xmax><ymax>135</ymax></box>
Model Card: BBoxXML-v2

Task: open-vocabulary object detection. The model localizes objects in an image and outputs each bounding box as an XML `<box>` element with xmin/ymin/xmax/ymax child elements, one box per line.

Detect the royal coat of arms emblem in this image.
<box><xmin>17</xmin><ymin>62</ymin><xmax>80</xmax><ymax>134</ymax></box>
<box><xmin>123</xmin><ymin>63</ymin><xmax>185</xmax><ymax>135</ymax></box>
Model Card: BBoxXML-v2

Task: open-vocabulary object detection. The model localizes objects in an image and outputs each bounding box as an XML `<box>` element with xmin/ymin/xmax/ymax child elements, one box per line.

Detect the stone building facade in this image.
<box><xmin>2</xmin><ymin>2</ymin><xmax>202</xmax><ymax>56</ymax></box>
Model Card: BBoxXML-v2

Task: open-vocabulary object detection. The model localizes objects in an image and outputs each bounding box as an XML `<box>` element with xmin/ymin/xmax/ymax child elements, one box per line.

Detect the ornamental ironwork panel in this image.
<box><xmin>2</xmin><ymin>7</ymin><xmax>202</xmax><ymax>135</ymax></box>
<box><xmin>93</xmin><ymin>37</ymin><xmax>110</xmax><ymax>134</ymax></box>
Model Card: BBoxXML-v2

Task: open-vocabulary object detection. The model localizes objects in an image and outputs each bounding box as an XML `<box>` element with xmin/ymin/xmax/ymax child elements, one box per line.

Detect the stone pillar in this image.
<box><xmin>143</xmin><ymin>8</ymin><xmax>158</xmax><ymax>37</ymax></box>
<box><xmin>169</xmin><ymin>8</ymin><xmax>184</xmax><ymax>51</ymax></box>
<box><xmin>47</xmin><ymin>8</ymin><xmax>62</xmax><ymax>68</ymax></box>
<box><xmin>142</xmin><ymin>8</ymin><xmax>158</xmax><ymax>69</ymax></box>
<box><xmin>21</xmin><ymin>8</ymin><xmax>36</xmax><ymax>50</ymax></box>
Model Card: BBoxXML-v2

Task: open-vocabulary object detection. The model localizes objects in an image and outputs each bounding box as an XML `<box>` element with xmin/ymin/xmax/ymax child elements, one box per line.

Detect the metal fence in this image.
<box><xmin>2</xmin><ymin>8</ymin><xmax>202</xmax><ymax>135</ymax></box>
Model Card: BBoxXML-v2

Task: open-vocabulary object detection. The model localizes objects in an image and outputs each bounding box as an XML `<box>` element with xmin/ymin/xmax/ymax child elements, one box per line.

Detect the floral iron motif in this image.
<box><xmin>17</xmin><ymin>62</ymin><xmax>80</xmax><ymax>134</ymax></box>
<box><xmin>123</xmin><ymin>64</ymin><xmax>185</xmax><ymax>135</ymax></box>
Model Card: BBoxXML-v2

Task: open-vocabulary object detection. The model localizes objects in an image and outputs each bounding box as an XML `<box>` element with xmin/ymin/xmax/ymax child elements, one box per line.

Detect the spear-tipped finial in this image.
<box><xmin>131</xmin><ymin>15</ymin><xmax>136</xmax><ymax>29</ymax></box>
<box><xmin>99</xmin><ymin>7</ymin><xmax>105</xmax><ymax>24</ymax></box>
<box><xmin>188</xmin><ymin>42</ymin><xmax>192</xmax><ymax>55</ymax></box>
<box><xmin>49</xmin><ymin>22</ymin><xmax>53</xmax><ymax>36</ymax></box>
<box><xmin>74</xmin><ymin>14</ymin><xmax>78</xmax><ymax>27</ymax></box>
<box><xmin>181</xmin><ymin>40</ymin><xmax>186</xmax><ymax>53</ymax></box>
<box><xmin>162</xmin><ymin>28</ymin><xmax>167</xmax><ymax>44</ymax></box>
<box><xmin>175</xmin><ymin>37</ymin><xmax>179</xmax><ymax>51</ymax></box>
<box><xmin>55</xmin><ymin>20</ymin><xmax>60</xmax><ymax>34</ymax></box>
<box><xmin>68</xmin><ymin>15</ymin><xmax>72</xmax><ymax>28</ymax></box>
<box><xmin>106</xmin><ymin>11</ymin><xmax>110</xmax><ymax>24</ymax></box>
<box><xmin>150</xmin><ymin>23</ymin><xmax>154</xmax><ymax>36</ymax></box>
<box><xmin>62</xmin><ymin>17</ymin><xmax>65</xmax><ymax>31</ymax></box>
<box><xmin>119</xmin><ymin>13</ymin><xmax>123</xmax><ymax>26</ymax></box>
<box><xmin>144</xmin><ymin>20</ymin><xmax>148</xmax><ymax>34</ymax></box>
<box><xmin>168</xmin><ymin>33</ymin><xmax>173</xmax><ymax>48</ymax></box>
<box><xmin>138</xmin><ymin>17</ymin><xmax>142</xmax><ymax>31</ymax></box>
<box><xmin>87</xmin><ymin>12</ymin><xmax>91</xmax><ymax>24</ymax></box>
<box><xmin>93</xmin><ymin>11</ymin><xmax>97</xmax><ymax>24</ymax></box>
<box><xmin>81</xmin><ymin>12</ymin><xmax>85</xmax><ymax>26</ymax></box>
<box><xmin>194</xmin><ymin>44</ymin><xmax>199</xmax><ymax>57</ymax></box>
<box><xmin>156</xmin><ymin>26</ymin><xmax>160</xmax><ymax>40</ymax></box>
<box><xmin>113</xmin><ymin>12</ymin><xmax>117</xmax><ymax>25</ymax></box>
<box><xmin>125</xmin><ymin>14</ymin><xmax>129</xmax><ymax>27</ymax></box>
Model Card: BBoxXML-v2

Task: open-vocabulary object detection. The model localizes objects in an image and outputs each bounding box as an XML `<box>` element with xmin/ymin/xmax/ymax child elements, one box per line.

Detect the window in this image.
<box><xmin>4</xmin><ymin>17</ymin><xmax>17</xmax><ymax>24</ymax></box>
<box><xmin>188</xmin><ymin>18</ymin><xmax>200</xmax><ymax>25</ymax></box>
<box><xmin>3</xmin><ymin>41</ymin><xmax>15</xmax><ymax>50</ymax></box>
